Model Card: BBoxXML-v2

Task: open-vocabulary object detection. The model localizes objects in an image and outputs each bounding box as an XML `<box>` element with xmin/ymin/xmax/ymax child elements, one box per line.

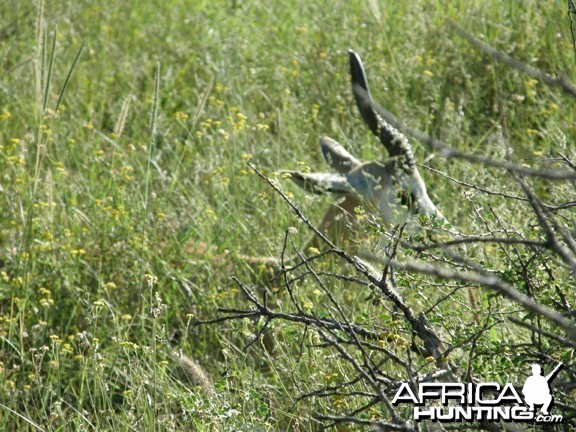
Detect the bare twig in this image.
<box><xmin>370</xmin><ymin>101</ymin><xmax>576</xmax><ymax>180</ymax></box>
<box><xmin>248</xmin><ymin>162</ymin><xmax>450</xmax><ymax>367</ymax></box>
<box><xmin>568</xmin><ymin>0</ymin><xmax>576</xmax><ymax>63</ymax></box>
<box><xmin>412</xmin><ymin>235</ymin><xmax>548</xmax><ymax>252</ymax></box>
<box><xmin>558</xmin><ymin>151</ymin><xmax>576</xmax><ymax>171</ymax></box>
<box><xmin>422</xmin><ymin>164</ymin><xmax>528</xmax><ymax>202</ymax></box>
<box><xmin>449</xmin><ymin>20</ymin><xmax>576</xmax><ymax>98</ymax></box>
<box><xmin>394</xmin><ymin>260</ymin><xmax>576</xmax><ymax>338</ymax></box>
<box><xmin>516</xmin><ymin>175</ymin><xmax>576</xmax><ymax>269</ymax></box>
<box><xmin>509</xmin><ymin>317</ymin><xmax>576</xmax><ymax>349</ymax></box>
<box><xmin>195</xmin><ymin>277</ymin><xmax>384</xmax><ymax>341</ymax></box>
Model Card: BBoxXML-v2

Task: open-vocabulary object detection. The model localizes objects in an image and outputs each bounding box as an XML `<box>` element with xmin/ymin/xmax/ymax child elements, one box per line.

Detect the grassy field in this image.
<box><xmin>1</xmin><ymin>0</ymin><xmax>575</xmax><ymax>430</ymax></box>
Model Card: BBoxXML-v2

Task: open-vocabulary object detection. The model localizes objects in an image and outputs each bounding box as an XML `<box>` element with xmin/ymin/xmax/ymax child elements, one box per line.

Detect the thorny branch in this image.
<box><xmin>197</xmin><ymin>153</ymin><xmax>576</xmax><ymax>428</ymax></box>
<box><xmin>247</xmin><ymin>162</ymin><xmax>450</xmax><ymax>367</ymax></box>
<box><xmin>197</xmin><ymin>25</ymin><xmax>576</xmax><ymax>430</ymax></box>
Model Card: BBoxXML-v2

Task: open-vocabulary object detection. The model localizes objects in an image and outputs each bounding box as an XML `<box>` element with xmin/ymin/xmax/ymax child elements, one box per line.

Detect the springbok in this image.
<box><xmin>282</xmin><ymin>50</ymin><xmax>446</xmax><ymax>249</ymax></box>
<box><xmin>190</xmin><ymin>51</ymin><xmax>448</xmax><ymax>272</ymax></box>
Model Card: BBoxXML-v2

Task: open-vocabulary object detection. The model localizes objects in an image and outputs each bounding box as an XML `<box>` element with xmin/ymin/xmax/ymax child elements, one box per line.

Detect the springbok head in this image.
<box><xmin>283</xmin><ymin>50</ymin><xmax>446</xmax><ymax>237</ymax></box>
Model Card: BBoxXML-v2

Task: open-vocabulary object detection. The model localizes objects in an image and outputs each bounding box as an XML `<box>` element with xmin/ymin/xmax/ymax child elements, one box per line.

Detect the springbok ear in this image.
<box><xmin>319</xmin><ymin>136</ymin><xmax>361</xmax><ymax>174</ymax></box>
<box><xmin>281</xmin><ymin>170</ymin><xmax>353</xmax><ymax>195</ymax></box>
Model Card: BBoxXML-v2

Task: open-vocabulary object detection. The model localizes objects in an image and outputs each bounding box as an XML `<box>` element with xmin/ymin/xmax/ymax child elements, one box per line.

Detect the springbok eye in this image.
<box><xmin>397</xmin><ymin>190</ymin><xmax>418</xmax><ymax>211</ymax></box>
<box><xmin>398</xmin><ymin>190</ymin><xmax>409</xmax><ymax>206</ymax></box>
<box><xmin>410</xmin><ymin>191</ymin><xmax>419</xmax><ymax>211</ymax></box>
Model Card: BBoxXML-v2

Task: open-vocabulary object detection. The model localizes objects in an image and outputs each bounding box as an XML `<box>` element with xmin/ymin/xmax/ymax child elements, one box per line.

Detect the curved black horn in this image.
<box><xmin>348</xmin><ymin>50</ymin><xmax>416</xmax><ymax>168</ymax></box>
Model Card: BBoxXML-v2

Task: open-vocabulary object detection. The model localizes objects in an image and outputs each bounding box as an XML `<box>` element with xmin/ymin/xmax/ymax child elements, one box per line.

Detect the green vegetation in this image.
<box><xmin>0</xmin><ymin>0</ymin><xmax>575</xmax><ymax>430</ymax></box>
